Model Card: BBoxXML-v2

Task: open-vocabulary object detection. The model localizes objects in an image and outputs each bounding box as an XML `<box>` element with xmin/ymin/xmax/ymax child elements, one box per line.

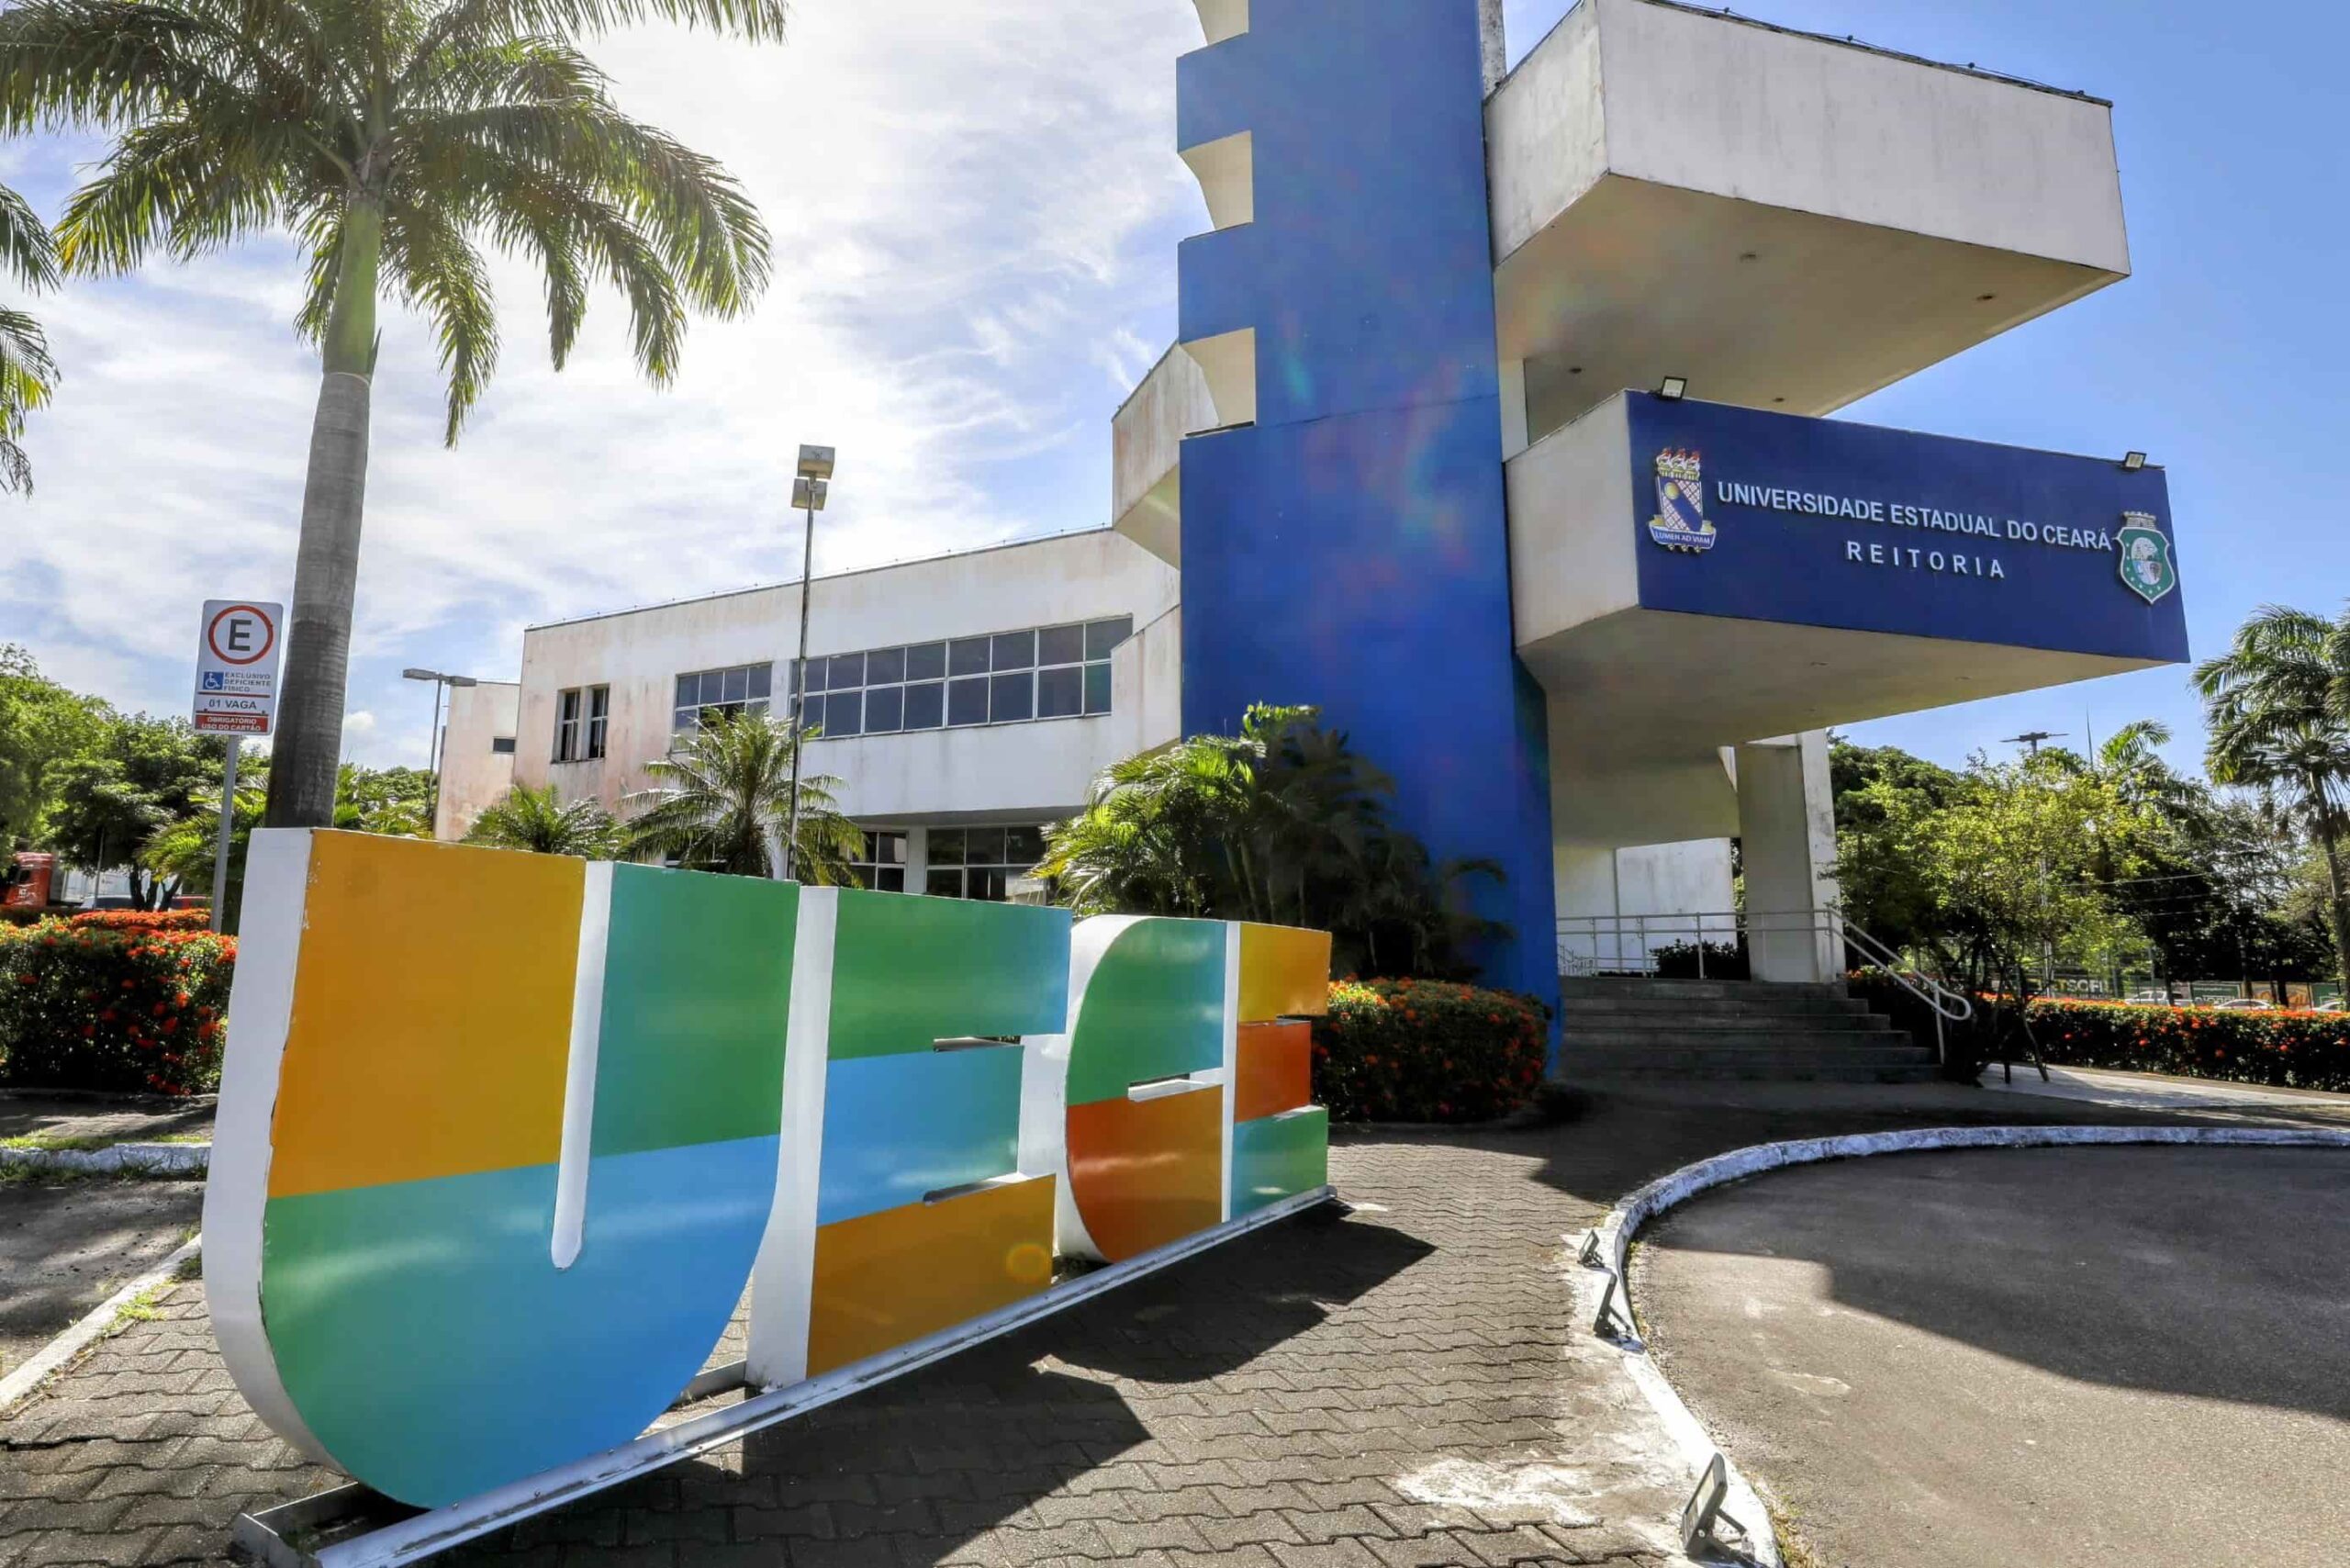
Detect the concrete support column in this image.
<box><xmin>1735</xmin><ymin>731</ymin><xmax>1844</xmax><ymax>983</ymax></box>
<box><xmin>1480</xmin><ymin>0</ymin><xmax>1507</xmax><ymax>95</ymax></box>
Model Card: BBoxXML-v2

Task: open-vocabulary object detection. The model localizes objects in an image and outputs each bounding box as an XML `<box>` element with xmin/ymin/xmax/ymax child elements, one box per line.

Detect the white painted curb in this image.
<box><xmin>0</xmin><ymin>1234</ymin><xmax>203</xmax><ymax>1416</ymax></box>
<box><xmin>0</xmin><ymin>1141</ymin><xmax>210</xmax><ymax>1177</ymax></box>
<box><xmin>1577</xmin><ymin>1124</ymin><xmax>2350</xmax><ymax>1567</ymax></box>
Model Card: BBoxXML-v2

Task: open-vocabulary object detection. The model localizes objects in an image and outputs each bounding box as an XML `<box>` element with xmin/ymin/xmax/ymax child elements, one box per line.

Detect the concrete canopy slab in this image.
<box><xmin>1489</xmin><ymin>0</ymin><xmax>2129</xmax><ymax>442</ymax></box>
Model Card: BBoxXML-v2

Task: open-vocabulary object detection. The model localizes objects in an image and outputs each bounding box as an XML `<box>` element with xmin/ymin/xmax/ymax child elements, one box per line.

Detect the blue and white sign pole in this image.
<box><xmin>193</xmin><ymin>599</ymin><xmax>283</xmax><ymax>931</ymax></box>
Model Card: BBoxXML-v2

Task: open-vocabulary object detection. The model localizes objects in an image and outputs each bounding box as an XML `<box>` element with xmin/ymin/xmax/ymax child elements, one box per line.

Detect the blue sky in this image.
<box><xmin>0</xmin><ymin>0</ymin><xmax>2341</xmax><ymax>782</ymax></box>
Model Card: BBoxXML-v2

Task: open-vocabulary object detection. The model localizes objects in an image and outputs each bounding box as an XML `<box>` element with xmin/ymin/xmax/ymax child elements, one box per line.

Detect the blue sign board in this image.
<box><xmin>1624</xmin><ymin>393</ymin><xmax>2188</xmax><ymax>665</ymax></box>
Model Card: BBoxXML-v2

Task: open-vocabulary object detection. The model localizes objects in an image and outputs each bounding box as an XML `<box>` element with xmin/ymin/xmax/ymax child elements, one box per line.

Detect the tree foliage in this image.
<box><xmin>1041</xmin><ymin>705</ymin><xmax>1506</xmax><ymax>980</ymax></box>
<box><xmin>45</xmin><ymin>713</ymin><xmax>227</xmax><ymax>907</ymax></box>
<box><xmin>0</xmin><ymin>0</ymin><xmax>785</xmax><ymax>438</ymax></box>
<box><xmin>623</xmin><ymin>711</ymin><xmax>861</xmax><ymax>881</ymax></box>
<box><xmin>0</xmin><ymin>181</ymin><xmax>58</xmax><ymax>492</ymax></box>
<box><xmin>0</xmin><ymin>644</ymin><xmax>105</xmax><ymax>845</ymax></box>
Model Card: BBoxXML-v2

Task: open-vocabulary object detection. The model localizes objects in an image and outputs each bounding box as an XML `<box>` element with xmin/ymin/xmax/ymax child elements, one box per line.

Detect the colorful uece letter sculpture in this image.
<box><xmin>1022</xmin><ymin>918</ymin><xmax>1331</xmax><ymax>1262</ymax></box>
<box><xmin>207</xmin><ymin>832</ymin><xmax>1335</xmax><ymax>1513</ymax></box>
<box><xmin>204</xmin><ymin>831</ymin><xmax>796</xmax><ymax>1508</ymax></box>
<box><xmin>746</xmin><ymin>889</ymin><xmax>1069</xmax><ymax>1385</ymax></box>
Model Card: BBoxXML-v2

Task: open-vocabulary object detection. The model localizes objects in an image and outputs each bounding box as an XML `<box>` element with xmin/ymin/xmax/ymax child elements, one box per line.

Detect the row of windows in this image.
<box><xmin>789</xmin><ymin>617</ymin><xmax>1133</xmax><ymax>740</ymax></box>
<box><xmin>672</xmin><ymin>664</ymin><xmax>773</xmax><ymax>736</ymax></box>
<box><xmin>844</xmin><ymin>826</ymin><xmax>1046</xmax><ymax>902</ymax></box>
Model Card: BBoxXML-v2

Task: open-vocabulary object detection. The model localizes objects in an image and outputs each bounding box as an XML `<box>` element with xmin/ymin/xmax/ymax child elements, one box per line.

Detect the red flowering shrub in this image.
<box><xmin>68</xmin><ymin>908</ymin><xmax>212</xmax><ymax>933</ymax></box>
<box><xmin>0</xmin><ymin>919</ymin><xmax>234</xmax><ymax>1095</ymax></box>
<box><xmin>1311</xmin><ymin>978</ymin><xmax>1550</xmax><ymax>1123</ymax></box>
<box><xmin>2028</xmin><ymin>996</ymin><xmax>2350</xmax><ymax>1092</ymax></box>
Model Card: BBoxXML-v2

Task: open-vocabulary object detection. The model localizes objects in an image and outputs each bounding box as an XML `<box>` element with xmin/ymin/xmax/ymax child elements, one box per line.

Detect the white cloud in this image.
<box><xmin>341</xmin><ymin>711</ymin><xmax>376</xmax><ymax>735</ymax></box>
<box><xmin>0</xmin><ymin>2</ymin><xmax>1209</xmax><ymax>764</ymax></box>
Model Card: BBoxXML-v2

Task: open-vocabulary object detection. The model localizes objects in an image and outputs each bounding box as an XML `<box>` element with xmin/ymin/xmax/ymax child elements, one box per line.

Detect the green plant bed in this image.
<box><xmin>1312</xmin><ymin>979</ymin><xmax>1549</xmax><ymax>1123</ymax></box>
<box><xmin>2027</xmin><ymin>997</ymin><xmax>2350</xmax><ymax>1093</ymax></box>
<box><xmin>0</xmin><ymin>920</ymin><xmax>233</xmax><ymax>1095</ymax></box>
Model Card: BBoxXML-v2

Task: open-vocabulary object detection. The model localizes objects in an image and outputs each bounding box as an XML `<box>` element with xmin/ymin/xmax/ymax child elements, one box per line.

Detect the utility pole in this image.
<box><xmin>2002</xmin><ymin>731</ymin><xmax>2069</xmax><ymax>990</ymax></box>
<box><xmin>783</xmin><ymin>446</ymin><xmax>835</xmax><ymax>883</ymax></box>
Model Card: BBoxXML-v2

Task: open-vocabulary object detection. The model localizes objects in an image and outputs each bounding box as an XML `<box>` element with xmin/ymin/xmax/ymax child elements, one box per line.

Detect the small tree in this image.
<box><xmin>1041</xmin><ymin>705</ymin><xmax>1504</xmax><ymax>980</ymax></box>
<box><xmin>465</xmin><ymin>783</ymin><xmax>623</xmax><ymax>858</ymax></box>
<box><xmin>623</xmin><ymin>712</ymin><xmax>860</xmax><ymax>882</ymax></box>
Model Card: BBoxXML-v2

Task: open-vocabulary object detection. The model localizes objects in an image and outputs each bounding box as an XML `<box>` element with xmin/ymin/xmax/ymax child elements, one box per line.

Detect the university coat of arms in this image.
<box><xmin>1647</xmin><ymin>448</ymin><xmax>1717</xmax><ymax>553</ymax></box>
<box><xmin>2117</xmin><ymin>512</ymin><xmax>2177</xmax><ymax>604</ymax></box>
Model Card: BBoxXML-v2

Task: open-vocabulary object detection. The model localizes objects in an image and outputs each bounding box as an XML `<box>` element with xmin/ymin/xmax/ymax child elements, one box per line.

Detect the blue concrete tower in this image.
<box><xmin>1175</xmin><ymin>0</ymin><xmax>1559</xmax><ymax>1025</ymax></box>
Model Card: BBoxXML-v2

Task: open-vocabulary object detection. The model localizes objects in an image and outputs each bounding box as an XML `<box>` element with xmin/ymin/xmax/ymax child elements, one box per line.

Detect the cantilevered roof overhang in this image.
<box><xmin>1489</xmin><ymin>0</ymin><xmax>2131</xmax><ymax>446</ymax></box>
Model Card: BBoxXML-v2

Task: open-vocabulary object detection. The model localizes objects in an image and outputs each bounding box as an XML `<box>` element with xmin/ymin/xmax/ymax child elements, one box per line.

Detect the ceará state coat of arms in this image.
<box><xmin>1647</xmin><ymin>448</ymin><xmax>1717</xmax><ymax>554</ymax></box>
<box><xmin>2116</xmin><ymin>512</ymin><xmax>2177</xmax><ymax>605</ymax></box>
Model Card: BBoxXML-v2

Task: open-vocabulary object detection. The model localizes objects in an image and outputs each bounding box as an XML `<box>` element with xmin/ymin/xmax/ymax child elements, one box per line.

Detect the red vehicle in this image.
<box><xmin>3</xmin><ymin>851</ymin><xmax>58</xmax><ymax>911</ymax></box>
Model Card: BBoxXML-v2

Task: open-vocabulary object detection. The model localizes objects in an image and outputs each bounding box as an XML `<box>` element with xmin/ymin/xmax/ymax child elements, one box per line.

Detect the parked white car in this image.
<box><xmin>2207</xmin><ymin>997</ymin><xmax>2277</xmax><ymax>1012</ymax></box>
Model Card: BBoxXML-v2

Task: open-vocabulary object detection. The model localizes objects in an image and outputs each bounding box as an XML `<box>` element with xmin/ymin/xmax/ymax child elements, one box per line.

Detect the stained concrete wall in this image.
<box><xmin>509</xmin><ymin>530</ymin><xmax>1180</xmax><ymax>826</ymax></box>
<box><xmin>432</xmin><ymin>681</ymin><xmax>520</xmax><ymax>842</ymax></box>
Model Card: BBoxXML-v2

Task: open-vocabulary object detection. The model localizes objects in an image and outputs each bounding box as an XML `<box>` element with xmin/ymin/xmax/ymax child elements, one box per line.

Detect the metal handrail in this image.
<box><xmin>1555</xmin><ymin>906</ymin><xmax>1971</xmax><ymax>1065</ymax></box>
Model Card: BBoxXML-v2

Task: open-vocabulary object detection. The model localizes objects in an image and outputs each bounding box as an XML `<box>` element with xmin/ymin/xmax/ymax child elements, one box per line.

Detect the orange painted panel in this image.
<box><xmin>1066</xmin><ymin>1089</ymin><xmax>1223</xmax><ymax>1262</ymax></box>
<box><xmin>1237</xmin><ymin>924</ymin><xmax>1331</xmax><ymax>1023</ymax></box>
<box><xmin>806</xmin><ymin>1175</ymin><xmax>1058</xmax><ymax>1376</ymax></box>
<box><xmin>271</xmin><ymin>834</ymin><xmax>582</xmax><ymax>1199</ymax></box>
<box><xmin>1234</xmin><ymin>1021</ymin><xmax>1313</xmax><ymax>1123</ymax></box>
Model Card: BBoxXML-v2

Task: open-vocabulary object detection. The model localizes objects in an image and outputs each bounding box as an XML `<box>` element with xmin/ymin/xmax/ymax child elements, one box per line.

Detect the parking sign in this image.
<box><xmin>194</xmin><ymin>600</ymin><xmax>284</xmax><ymax>735</ymax></box>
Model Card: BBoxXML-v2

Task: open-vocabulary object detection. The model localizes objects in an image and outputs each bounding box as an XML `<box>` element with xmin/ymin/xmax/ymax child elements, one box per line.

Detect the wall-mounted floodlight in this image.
<box><xmin>790</xmin><ymin>476</ymin><xmax>830</xmax><ymax>512</ymax></box>
<box><xmin>797</xmin><ymin>445</ymin><xmax>835</xmax><ymax>481</ymax></box>
<box><xmin>1657</xmin><ymin>376</ymin><xmax>1689</xmax><ymax>401</ymax></box>
<box><xmin>2121</xmin><ymin>452</ymin><xmax>2148</xmax><ymax>472</ymax></box>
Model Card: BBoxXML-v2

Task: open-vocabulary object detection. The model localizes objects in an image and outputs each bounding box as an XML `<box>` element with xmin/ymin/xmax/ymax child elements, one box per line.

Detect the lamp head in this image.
<box><xmin>792</xmin><ymin>476</ymin><xmax>830</xmax><ymax>512</ymax></box>
<box><xmin>1657</xmin><ymin>375</ymin><xmax>1689</xmax><ymax>402</ymax></box>
<box><xmin>796</xmin><ymin>444</ymin><xmax>835</xmax><ymax>481</ymax></box>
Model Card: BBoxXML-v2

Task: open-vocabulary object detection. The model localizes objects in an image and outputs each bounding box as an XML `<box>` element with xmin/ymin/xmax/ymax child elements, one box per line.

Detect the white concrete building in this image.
<box><xmin>442</xmin><ymin>530</ymin><xmax>1180</xmax><ymax>898</ymax></box>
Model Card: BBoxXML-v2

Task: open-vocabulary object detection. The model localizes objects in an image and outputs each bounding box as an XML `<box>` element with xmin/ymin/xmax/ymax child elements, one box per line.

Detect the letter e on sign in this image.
<box><xmin>194</xmin><ymin>599</ymin><xmax>285</xmax><ymax>735</ymax></box>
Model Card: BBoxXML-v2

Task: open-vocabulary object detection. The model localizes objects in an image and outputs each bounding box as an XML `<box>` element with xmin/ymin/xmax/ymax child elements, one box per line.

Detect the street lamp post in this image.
<box><xmin>782</xmin><ymin>446</ymin><xmax>834</xmax><ymax>883</ymax></box>
<box><xmin>403</xmin><ymin>668</ymin><xmax>478</xmax><ymax>837</ymax></box>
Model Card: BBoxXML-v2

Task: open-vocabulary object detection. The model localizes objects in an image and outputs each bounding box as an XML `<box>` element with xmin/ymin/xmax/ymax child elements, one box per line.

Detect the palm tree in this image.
<box><xmin>623</xmin><ymin>711</ymin><xmax>860</xmax><ymax>882</ymax></box>
<box><xmin>464</xmin><ymin>781</ymin><xmax>622</xmax><ymax>857</ymax></box>
<box><xmin>0</xmin><ymin>181</ymin><xmax>58</xmax><ymax>492</ymax></box>
<box><xmin>0</xmin><ymin>0</ymin><xmax>788</xmax><ymax>829</ymax></box>
<box><xmin>2194</xmin><ymin>606</ymin><xmax>2350</xmax><ymax>984</ymax></box>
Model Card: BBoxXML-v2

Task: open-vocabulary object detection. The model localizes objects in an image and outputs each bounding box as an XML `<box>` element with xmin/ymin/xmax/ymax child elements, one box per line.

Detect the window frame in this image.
<box><xmin>792</xmin><ymin>616</ymin><xmax>1135</xmax><ymax>742</ymax></box>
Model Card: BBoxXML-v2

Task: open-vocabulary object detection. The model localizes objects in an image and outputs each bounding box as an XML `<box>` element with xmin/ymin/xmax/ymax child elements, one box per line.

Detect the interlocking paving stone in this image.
<box><xmin>7</xmin><ymin>1078</ymin><xmax>2330</xmax><ymax>1567</ymax></box>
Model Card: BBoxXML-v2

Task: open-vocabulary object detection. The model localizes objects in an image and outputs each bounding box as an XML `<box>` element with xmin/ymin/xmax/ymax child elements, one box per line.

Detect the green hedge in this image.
<box><xmin>1312</xmin><ymin>979</ymin><xmax>1549</xmax><ymax>1123</ymax></box>
<box><xmin>2029</xmin><ymin>997</ymin><xmax>2350</xmax><ymax>1092</ymax></box>
<box><xmin>0</xmin><ymin>920</ymin><xmax>233</xmax><ymax>1095</ymax></box>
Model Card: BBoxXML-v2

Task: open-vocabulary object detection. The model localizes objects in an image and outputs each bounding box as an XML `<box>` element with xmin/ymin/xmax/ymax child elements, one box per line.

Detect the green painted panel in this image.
<box><xmin>1066</xmin><ymin>918</ymin><xmax>1226</xmax><ymax>1106</ymax></box>
<box><xmin>827</xmin><ymin>890</ymin><xmax>1070</xmax><ymax>1060</ymax></box>
<box><xmin>591</xmin><ymin>864</ymin><xmax>796</xmax><ymax>1157</ymax></box>
<box><xmin>1230</xmin><ymin>1107</ymin><xmax>1328</xmax><ymax>1215</ymax></box>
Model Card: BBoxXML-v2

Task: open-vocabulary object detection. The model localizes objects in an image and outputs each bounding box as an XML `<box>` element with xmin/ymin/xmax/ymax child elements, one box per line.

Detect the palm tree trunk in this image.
<box><xmin>265</xmin><ymin>203</ymin><xmax>382</xmax><ymax>829</ymax></box>
<box><xmin>2319</xmin><ymin>816</ymin><xmax>2350</xmax><ymax>989</ymax></box>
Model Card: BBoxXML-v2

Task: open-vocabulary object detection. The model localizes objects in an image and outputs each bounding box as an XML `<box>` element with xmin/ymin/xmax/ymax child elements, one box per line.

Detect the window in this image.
<box><xmin>923</xmin><ymin>824</ymin><xmax>1046</xmax><ymax>902</ymax></box>
<box><xmin>557</xmin><ymin>686</ymin><xmax>610</xmax><ymax>762</ymax></box>
<box><xmin>673</xmin><ymin>664</ymin><xmax>773</xmax><ymax>737</ymax></box>
<box><xmin>554</xmin><ymin>689</ymin><xmax>581</xmax><ymax>762</ymax></box>
<box><xmin>792</xmin><ymin>616</ymin><xmax>1134</xmax><ymax>740</ymax></box>
<box><xmin>491</xmin><ymin>736</ymin><xmax>517</xmax><ymax>756</ymax></box>
<box><xmin>586</xmin><ymin>686</ymin><xmax>610</xmax><ymax>760</ymax></box>
<box><xmin>849</xmin><ymin>831</ymin><xmax>909</xmax><ymax>892</ymax></box>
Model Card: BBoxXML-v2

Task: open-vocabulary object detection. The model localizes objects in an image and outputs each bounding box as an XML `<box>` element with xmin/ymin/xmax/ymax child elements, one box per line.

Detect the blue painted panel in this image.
<box><xmin>815</xmin><ymin>1047</ymin><xmax>1024</xmax><ymax>1226</ymax></box>
<box><xmin>1174</xmin><ymin>0</ymin><xmax>1560</xmax><ymax>1031</ymax></box>
<box><xmin>262</xmin><ymin>1136</ymin><xmax>778</xmax><ymax>1508</ymax></box>
<box><xmin>1626</xmin><ymin>394</ymin><xmax>2189</xmax><ymax>663</ymax></box>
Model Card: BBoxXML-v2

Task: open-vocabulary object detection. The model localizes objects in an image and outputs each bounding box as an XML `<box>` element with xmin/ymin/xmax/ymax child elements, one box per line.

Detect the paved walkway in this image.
<box><xmin>1635</xmin><ymin>1143</ymin><xmax>2350</xmax><ymax>1567</ymax></box>
<box><xmin>3</xmin><ymin>1076</ymin><xmax>2340</xmax><ymax>1568</ymax></box>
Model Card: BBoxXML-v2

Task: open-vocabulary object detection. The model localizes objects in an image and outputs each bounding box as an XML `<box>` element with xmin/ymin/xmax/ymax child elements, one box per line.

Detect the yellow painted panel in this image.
<box><xmin>807</xmin><ymin>1176</ymin><xmax>1058</xmax><ymax>1376</ymax></box>
<box><xmin>1237</xmin><ymin>924</ymin><xmax>1332</xmax><ymax>1022</ymax></box>
<box><xmin>269</xmin><ymin>834</ymin><xmax>583</xmax><ymax>1198</ymax></box>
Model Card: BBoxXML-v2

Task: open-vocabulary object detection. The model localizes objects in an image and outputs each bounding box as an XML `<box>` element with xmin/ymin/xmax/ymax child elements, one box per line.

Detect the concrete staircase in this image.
<box><xmin>1557</xmin><ymin>976</ymin><xmax>1942</xmax><ymax>1083</ymax></box>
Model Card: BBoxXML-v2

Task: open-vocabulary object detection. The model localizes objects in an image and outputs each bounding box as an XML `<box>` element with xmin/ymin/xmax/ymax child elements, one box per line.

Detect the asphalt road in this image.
<box><xmin>1634</xmin><ymin>1145</ymin><xmax>2350</xmax><ymax>1568</ymax></box>
<box><xmin>0</xmin><ymin>1175</ymin><xmax>203</xmax><ymax>1384</ymax></box>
